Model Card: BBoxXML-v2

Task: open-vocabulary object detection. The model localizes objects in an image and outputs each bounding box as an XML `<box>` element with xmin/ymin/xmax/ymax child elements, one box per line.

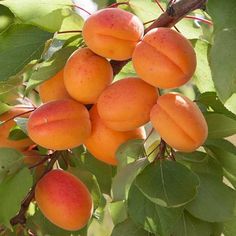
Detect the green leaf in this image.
<box><xmin>115</xmin><ymin>139</ymin><xmax>145</xmax><ymax>169</ymax></box>
<box><xmin>0</xmin><ymin>148</ymin><xmax>24</xmax><ymax>182</ymax></box>
<box><xmin>26</xmin><ymin>46</ymin><xmax>77</xmax><ymax>92</ymax></box>
<box><xmin>14</xmin><ymin>117</ymin><xmax>29</xmax><ymax>135</ymax></box>
<box><xmin>114</xmin><ymin>61</ymin><xmax>137</xmax><ymax>81</ymax></box>
<box><xmin>175</xmin><ymin>151</ymin><xmax>223</xmax><ymax>181</ymax></box>
<box><xmin>205</xmin><ymin>139</ymin><xmax>236</xmax><ymax>178</ymax></box>
<box><xmin>204</xmin><ymin>113</ymin><xmax>236</xmax><ymax>138</ymax></box>
<box><xmin>128</xmin><ymin>184</ymin><xmax>183</xmax><ymax>236</ymax></box>
<box><xmin>196</xmin><ymin>92</ymin><xmax>236</xmax><ymax>119</ymax></box>
<box><xmin>0</xmin><ymin>24</ymin><xmax>52</xmax><ymax>81</ymax></box>
<box><xmin>0</xmin><ymin>0</ymin><xmax>72</xmax><ymax>30</ymax></box>
<box><xmin>172</xmin><ymin>211</ymin><xmax>216</xmax><ymax>236</ymax></box>
<box><xmin>208</xmin><ymin>0</ymin><xmax>236</xmax><ymax>33</ymax></box>
<box><xmin>8</xmin><ymin>125</ymin><xmax>28</xmax><ymax>141</ymax></box>
<box><xmin>0</xmin><ymin>5</ymin><xmax>14</xmax><ymax>33</ymax></box>
<box><xmin>109</xmin><ymin>201</ymin><xmax>128</xmax><ymax>226</ymax></box>
<box><xmin>192</xmin><ymin>40</ymin><xmax>215</xmax><ymax>93</ymax></box>
<box><xmin>0</xmin><ymin>101</ymin><xmax>11</xmax><ymax>115</ymax></box>
<box><xmin>27</xmin><ymin>208</ymin><xmax>86</xmax><ymax>236</ymax></box>
<box><xmin>186</xmin><ymin>173</ymin><xmax>236</xmax><ymax>222</ymax></box>
<box><xmin>0</xmin><ymin>168</ymin><xmax>32</xmax><ymax>227</ymax></box>
<box><xmin>112</xmin><ymin>158</ymin><xmax>149</xmax><ymax>201</ymax></box>
<box><xmin>209</xmin><ymin>28</ymin><xmax>236</xmax><ymax>114</ymax></box>
<box><xmin>136</xmin><ymin>160</ymin><xmax>199</xmax><ymax>207</ymax></box>
<box><xmin>224</xmin><ymin>215</ymin><xmax>236</xmax><ymax>236</ymax></box>
<box><xmin>78</xmin><ymin>152</ymin><xmax>114</xmax><ymax>194</ymax></box>
<box><xmin>111</xmin><ymin>218</ymin><xmax>152</xmax><ymax>236</ymax></box>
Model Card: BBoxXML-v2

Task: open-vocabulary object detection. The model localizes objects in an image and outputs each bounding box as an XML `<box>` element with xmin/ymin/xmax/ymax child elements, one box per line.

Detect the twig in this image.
<box><xmin>110</xmin><ymin>0</ymin><xmax>207</xmax><ymax>76</ymax></box>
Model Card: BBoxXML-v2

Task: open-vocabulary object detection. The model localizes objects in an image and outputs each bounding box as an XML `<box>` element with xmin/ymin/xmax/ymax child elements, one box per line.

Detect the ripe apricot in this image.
<box><xmin>35</xmin><ymin>169</ymin><xmax>93</xmax><ymax>231</ymax></box>
<box><xmin>82</xmin><ymin>8</ymin><xmax>144</xmax><ymax>60</ymax></box>
<box><xmin>0</xmin><ymin>106</ymin><xmax>33</xmax><ymax>151</ymax></box>
<box><xmin>150</xmin><ymin>93</ymin><xmax>208</xmax><ymax>152</ymax></box>
<box><xmin>27</xmin><ymin>99</ymin><xmax>91</xmax><ymax>150</ymax></box>
<box><xmin>84</xmin><ymin>105</ymin><xmax>146</xmax><ymax>165</ymax></box>
<box><xmin>64</xmin><ymin>48</ymin><xmax>113</xmax><ymax>104</ymax></box>
<box><xmin>132</xmin><ymin>28</ymin><xmax>197</xmax><ymax>88</ymax></box>
<box><xmin>38</xmin><ymin>69</ymin><xmax>71</xmax><ymax>103</ymax></box>
<box><xmin>97</xmin><ymin>77</ymin><xmax>158</xmax><ymax>131</ymax></box>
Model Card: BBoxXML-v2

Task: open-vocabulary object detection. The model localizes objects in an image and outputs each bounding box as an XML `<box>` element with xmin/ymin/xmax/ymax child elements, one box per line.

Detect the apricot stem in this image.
<box><xmin>0</xmin><ymin>109</ymin><xmax>35</xmax><ymax>125</ymax></box>
<box><xmin>10</xmin><ymin>151</ymin><xmax>60</xmax><ymax>226</ymax></box>
<box><xmin>57</xmin><ymin>30</ymin><xmax>82</xmax><ymax>34</ymax></box>
<box><xmin>108</xmin><ymin>2</ymin><xmax>130</xmax><ymax>8</ymax></box>
<box><xmin>72</xmin><ymin>4</ymin><xmax>91</xmax><ymax>15</ymax></box>
<box><xmin>185</xmin><ymin>15</ymin><xmax>213</xmax><ymax>25</ymax></box>
<box><xmin>28</xmin><ymin>155</ymin><xmax>50</xmax><ymax>169</ymax></box>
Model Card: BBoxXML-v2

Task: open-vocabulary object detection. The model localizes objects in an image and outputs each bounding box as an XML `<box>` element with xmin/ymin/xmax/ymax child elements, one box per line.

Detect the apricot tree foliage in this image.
<box><xmin>0</xmin><ymin>0</ymin><xmax>236</xmax><ymax>235</ymax></box>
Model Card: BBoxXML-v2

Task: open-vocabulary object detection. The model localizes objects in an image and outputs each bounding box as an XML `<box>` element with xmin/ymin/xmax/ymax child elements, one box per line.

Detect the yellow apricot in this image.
<box><xmin>84</xmin><ymin>105</ymin><xmax>146</xmax><ymax>165</ymax></box>
<box><xmin>82</xmin><ymin>8</ymin><xmax>144</xmax><ymax>60</ymax></box>
<box><xmin>132</xmin><ymin>28</ymin><xmax>197</xmax><ymax>88</ymax></box>
<box><xmin>150</xmin><ymin>93</ymin><xmax>208</xmax><ymax>152</ymax></box>
<box><xmin>35</xmin><ymin>169</ymin><xmax>93</xmax><ymax>231</ymax></box>
<box><xmin>0</xmin><ymin>107</ymin><xmax>34</xmax><ymax>151</ymax></box>
<box><xmin>64</xmin><ymin>48</ymin><xmax>113</xmax><ymax>104</ymax></box>
<box><xmin>38</xmin><ymin>69</ymin><xmax>71</xmax><ymax>103</ymax></box>
<box><xmin>27</xmin><ymin>99</ymin><xmax>91</xmax><ymax>150</ymax></box>
<box><xmin>97</xmin><ymin>77</ymin><xmax>158</xmax><ymax>131</ymax></box>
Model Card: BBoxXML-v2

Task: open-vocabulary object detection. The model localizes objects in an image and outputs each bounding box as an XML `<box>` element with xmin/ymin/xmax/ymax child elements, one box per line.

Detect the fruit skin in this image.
<box><xmin>82</xmin><ymin>8</ymin><xmax>144</xmax><ymax>60</ymax></box>
<box><xmin>35</xmin><ymin>169</ymin><xmax>93</xmax><ymax>231</ymax></box>
<box><xmin>64</xmin><ymin>48</ymin><xmax>113</xmax><ymax>104</ymax></box>
<box><xmin>97</xmin><ymin>77</ymin><xmax>158</xmax><ymax>131</ymax></box>
<box><xmin>0</xmin><ymin>107</ymin><xmax>33</xmax><ymax>151</ymax></box>
<box><xmin>27</xmin><ymin>99</ymin><xmax>91</xmax><ymax>150</ymax></box>
<box><xmin>84</xmin><ymin>105</ymin><xmax>146</xmax><ymax>165</ymax></box>
<box><xmin>132</xmin><ymin>27</ymin><xmax>196</xmax><ymax>89</ymax></box>
<box><xmin>38</xmin><ymin>69</ymin><xmax>71</xmax><ymax>103</ymax></box>
<box><xmin>150</xmin><ymin>93</ymin><xmax>208</xmax><ymax>152</ymax></box>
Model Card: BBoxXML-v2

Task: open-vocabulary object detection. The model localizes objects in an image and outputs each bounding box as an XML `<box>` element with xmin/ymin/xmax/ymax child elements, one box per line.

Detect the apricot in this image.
<box><xmin>35</xmin><ymin>169</ymin><xmax>93</xmax><ymax>231</ymax></box>
<box><xmin>38</xmin><ymin>69</ymin><xmax>71</xmax><ymax>103</ymax></box>
<box><xmin>132</xmin><ymin>28</ymin><xmax>197</xmax><ymax>88</ymax></box>
<box><xmin>64</xmin><ymin>48</ymin><xmax>113</xmax><ymax>104</ymax></box>
<box><xmin>27</xmin><ymin>99</ymin><xmax>91</xmax><ymax>150</ymax></box>
<box><xmin>84</xmin><ymin>105</ymin><xmax>146</xmax><ymax>165</ymax></box>
<box><xmin>150</xmin><ymin>93</ymin><xmax>208</xmax><ymax>152</ymax></box>
<box><xmin>0</xmin><ymin>106</ymin><xmax>34</xmax><ymax>151</ymax></box>
<box><xmin>82</xmin><ymin>8</ymin><xmax>144</xmax><ymax>60</ymax></box>
<box><xmin>97</xmin><ymin>77</ymin><xmax>158</xmax><ymax>131</ymax></box>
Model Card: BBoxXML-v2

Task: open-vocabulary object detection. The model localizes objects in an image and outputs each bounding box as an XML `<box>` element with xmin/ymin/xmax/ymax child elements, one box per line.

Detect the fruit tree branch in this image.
<box><xmin>110</xmin><ymin>0</ymin><xmax>207</xmax><ymax>76</ymax></box>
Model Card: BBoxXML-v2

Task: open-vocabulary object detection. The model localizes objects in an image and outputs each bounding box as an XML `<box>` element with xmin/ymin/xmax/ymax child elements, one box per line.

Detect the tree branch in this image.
<box><xmin>110</xmin><ymin>0</ymin><xmax>207</xmax><ymax>76</ymax></box>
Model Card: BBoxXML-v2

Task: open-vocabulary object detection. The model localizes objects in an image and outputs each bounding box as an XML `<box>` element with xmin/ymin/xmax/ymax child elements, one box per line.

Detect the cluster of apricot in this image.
<box><xmin>0</xmin><ymin>7</ymin><xmax>208</xmax><ymax>231</ymax></box>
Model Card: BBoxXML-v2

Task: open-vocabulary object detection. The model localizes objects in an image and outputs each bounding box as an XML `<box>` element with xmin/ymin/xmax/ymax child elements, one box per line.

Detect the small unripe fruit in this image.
<box><xmin>0</xmin><ymin>107</ymin><xmax>33</xmax><ymax>151</ymax></box>
<box><xmin>132</xmin><ymin>28</ymin><xmax>196</xmax><ymax>88</ymax></box>
<box><xmin>38</xmin><ymin>69</ymin><xmax>71</xmax><ymax>103</ymax></box>
<box><xmin>27</xmin><ymin>99</ymin><xmax>91</xmax><ymax>150</ymax></box>
<box><xmin>150</xmin><ymin>93</ymin><xmax>208</xmax><ymax>152</ymax></box>
<box><xmin>35</xmin><ymin>169</ymin><xmax>93</xmax><ymax>231</ymax></box>
<box><xmin>82</xmin><ymin>8</ymin><xmax>144</xmax><ymax>60</ymax></box>
<box><xmin>97</xmin><ymin>77</ymin><xmax>158</xmax><ymax>131</ymax></box>
<box><xmin>64</xmin><ymin>48</ymin><xmax>113</xmax><ymax>104</ymax></box>
<box><xmin>84</xmin><ymin>106</ymin><xmax>146</xmax><ymax>165</ymax></box>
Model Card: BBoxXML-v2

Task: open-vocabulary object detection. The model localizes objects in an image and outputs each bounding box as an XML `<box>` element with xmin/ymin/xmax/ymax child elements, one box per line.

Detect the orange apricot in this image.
<box><xmin>84</xmin><ymin>105</ymin><xmax>146</xmax><ymax>165</ymax></box>
<box><xmin>38</xmin><ymin>69</ymin><xmax>71</xmax><ymax>103</ymax></box>
<box><xmin>64</xmin><ymin>48</ymin><xmax>113</xmax><ymax>104</ymax></box>
<box><xmin>82</xmin><ymin>8</ymin><xmax>144</xmax><ymax>60</ymax></box>
<box><xmin>132</xmin><ymin>27</ymin><xmax>197</xmax><ymax>88</ymax></box>
<box><xmin>27</xmin><ymin>99</ymin><xmax>91</xmax><ymax>150</ymax></box>
<box><xmin>35</xmin><ymin>169</ymin><xmax>93</xmax><ymax>231</ymax></box>
<box><xmin>0</xmin><ymin>106</ymin><xmax>34</xmax><ymax>151</ymax></box>
<box><xmin>150</xmin><ymin>93</ymin><xmax>208</xmax><ymax>152</ymax></box>
<box><xmin>97</xmin><ymin>77</ymin><xmax>158</xmax><ymax>131</ymax></box>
